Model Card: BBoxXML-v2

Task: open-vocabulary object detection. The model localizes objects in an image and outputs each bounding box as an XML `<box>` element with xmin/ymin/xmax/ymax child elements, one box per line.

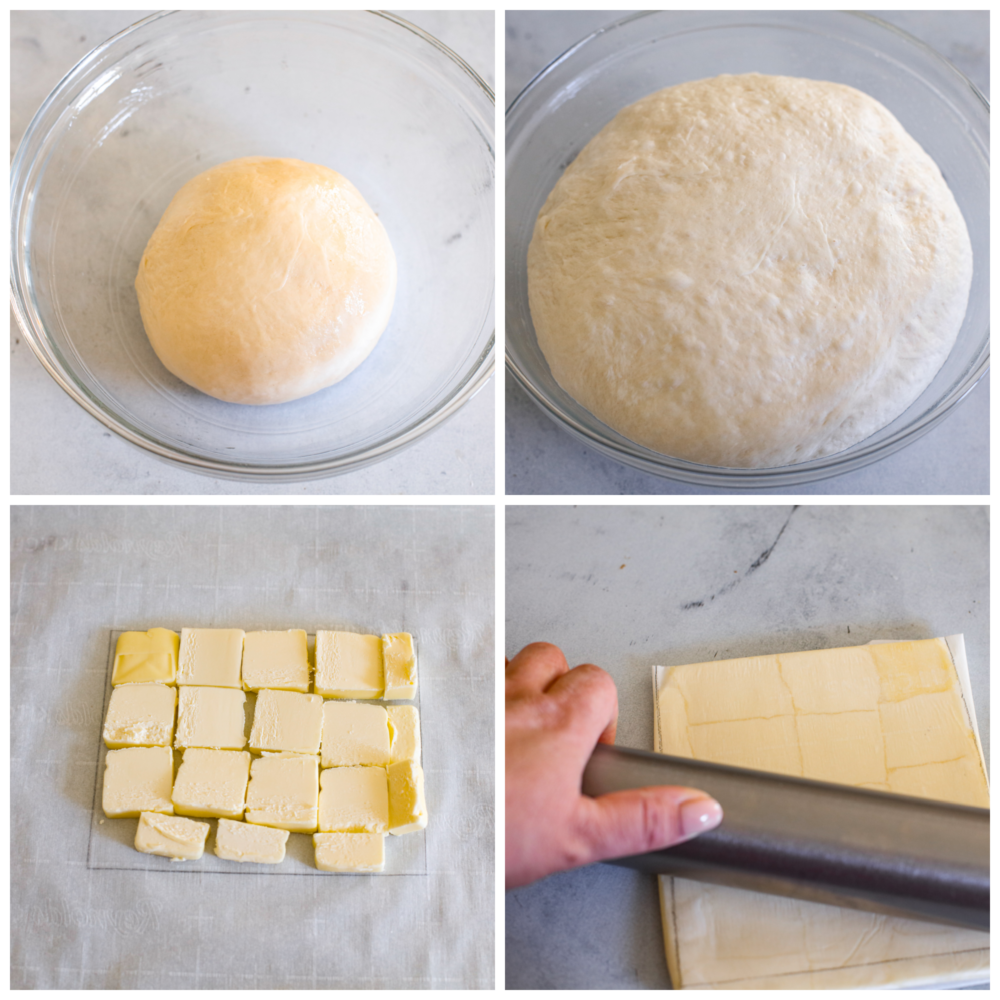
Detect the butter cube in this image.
<box><xmin>102</xmin><ymin>745</ymin><xmax>174</xmax><ymax>818</ymax></box>
<box><xmin>242</xmin><ymin>629</ymin><xmax>309</xmax><ymax>692</ymax></box>
<box><xmin>174</xmin><ymin>686</ymin><xmax>247</xmax><ymax>750</ymax></box>
<box><xmin>387</xmin><ymin>760</ymin><xmax>428</xmax><ymax>835</ymax></box>
<box><xmin>387</xmin><ymin>705</ymin><xmax>422</xmax><ymax>766</ymax></box>
<box><xmin>249</xmin><ymin>688</ymin><xmax>323</xmax><ymax>755</ymax></box>
<box><xmin>215</xmin><ymin>818</ymin><xmax>290</xmax><ymax>864</ymax></box>
<box><xmin>172</xmin><ymin>748</ymin><xmax>250</xmax><ymax>819</ymax></box>
<box><xmin>178</xmin><ymin>627</ymin><xmax>244</xmax><ymax>688</ymax></box>
<box><xmin>245</xmin><ymin>752</ymin><xmax>319</xmax><ymax>833</ymax></box>
<box><xmin>112</xmin><ymin>628</ymin><xmax>179</xmax><ymax>685</ymax></box>
<box><xmin>315</xmin><ymin>631</ymin><xmax>384</xmax><ymax>699</ymax></box>
<box><xmin>382</xmin><ymin>633</ymin><xmax>417</xmax><ymax>699</ymax></box>
<box><xmin>314</xmin><ymin>832</ymin><xmax>385</xmax><ymax>873</ymax></box>
<box><xmin>318</xmin><ymin>765</ymin><xmax>388</xmax><ymax>833</ymax></box>
<box><xmin>103</xmin><ymin>683</ymin><xmax>177</xmax><ymax>748</ymax></box>
<box><xmin>321</xmin><ymin>702</ymin><xmax>390</xmax><ymax>767</ymax></box>
<box><xmin>134</xmin><ymin>811</ymin><xmax>209</xmax><ymax>861</ymax></box>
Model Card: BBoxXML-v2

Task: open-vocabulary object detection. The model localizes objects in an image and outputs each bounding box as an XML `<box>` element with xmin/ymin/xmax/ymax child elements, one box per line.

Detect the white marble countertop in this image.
<box><xmin>505</xmin><ymin>11</ymin><xmax>989</xmax><ymax>496</ymax></box>
<box><xmin>11</xmin><ymin>10</ymin><xmax>495</xmax><ymax>496</ymax></box>
<box><xmin>505</xmin><ymin>504</ymin><xmax>989</xmax><ymax>988</ymax></box>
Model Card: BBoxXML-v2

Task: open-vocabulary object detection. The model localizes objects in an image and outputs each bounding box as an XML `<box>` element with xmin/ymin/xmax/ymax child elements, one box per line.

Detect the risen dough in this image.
<box><xmin>527</xmin><ymin>74</ymin><xmax>973</xmax><ymax>468</ymax></box>
<box><xmin>135</xmin><ymin>156</ymin><xmax>396</xmax><ymax>405</ymax></box>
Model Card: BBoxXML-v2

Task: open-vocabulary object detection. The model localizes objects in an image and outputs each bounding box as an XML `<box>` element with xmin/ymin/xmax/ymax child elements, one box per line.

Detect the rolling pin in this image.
<box><xmin>581</xmin><ymin>743</ymin><xmax>989</xmax><ymax>931</ymax></box>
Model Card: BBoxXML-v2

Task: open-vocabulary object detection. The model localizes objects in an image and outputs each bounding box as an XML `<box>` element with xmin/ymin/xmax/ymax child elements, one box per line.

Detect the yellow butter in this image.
<box><xmin>314</xmin><ymin>631</ymin><xmax>383</xmax><ymax>699</ymax></box>
<box><xmin>103</xmin><ymin>683</ymin><xmax>177</xmax><ymax>748</ymax></box>
<box><xmin>249</xmin><ymin>688</ymin><xmax>323</xmax><ymax>755</ymax></box>
<box><xmin>214</xmin><ymin>818</ymin><xmax>289</xmax><ymax>864</ymax></box>
<box><xmin>313</xmin><ymin>832</ymin><xmax>385</xmax><ymax>873</ymax></box>
<box><xmin>102</xmin><ymin>745</ymin><xmax>174</xmax><ymax>818</ymax></box>
<box><xmin>112</xmin><ymin>628</ymin><xmax>179</xmax><ymax>685</ymax></box>
<box><xmin>171</xmin><ymin>747</ymin><xmax>250</xmax><ymax>819</ymax></box>
<box><xmin>174</xmin><ymin>686</ymin><xmax>246</xmax><ymax>750</ymax></box>
<box><xmin>245</xmin><ymin>752</ymin><xmax>319</xmax><ymax>833</ymax></box>
<box><xmin>242</xmin><ymin>629</ymin><xmax>309</xmax><ymax>692</ymax></box>
<box><xmin>321</xmin><ymin>701</ymin><xmax>390</xmax><ymax>767</ymax></box>
<box><xmin>135</xmin><ymin>810</ymin><xmax>209</xmax><ymax>861</ymax></box>
<box><xmin>178</xmin><ymin>627</ymin><xmax>244</xmax><ymax>688</ymax></box>
<box><xmin>381</xmin><ymin>632</ymin><xmax>417</xmax><ymax>699</ymax></box>
<box><xmin>318</xmin><ymin>765</ymin><xmax>388</xmax><ymax>833</ymax></box>
<box><xmin>387</xmin><ymin>705</ymin><xmax>421</xmax><ymax>766</ymax></box>
<box><xmin>387</xmin><ymin>760</ymin><xmax>427</xmax><ymax>835</ymax></box>
<box><xmin>653</xmin><ymin>636</ymin><xmax>990</xmax><ymax>989</ymax></box>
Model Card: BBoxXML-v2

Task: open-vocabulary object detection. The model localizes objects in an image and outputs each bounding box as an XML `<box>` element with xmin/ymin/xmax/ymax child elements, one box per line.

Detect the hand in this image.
<box><xmin>506</xmin><ymin>642</ymin><xmax>722</xmax><ymax>890</ymax></box>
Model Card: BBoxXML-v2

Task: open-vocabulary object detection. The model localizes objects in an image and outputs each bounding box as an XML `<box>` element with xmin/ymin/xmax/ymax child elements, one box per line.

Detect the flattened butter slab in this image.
<box><xmin>387</xmin><ymin>705</ymin><xmax>421</xmax><ymax>765</ymax></box>
<box><xmin>321</xmin><ymin>701</ymin><xmax>390</xmax><ymax>767</ymax></box>
<box><xmin>102</xmin><ymin>745</ymin><xmax>174</xmax><ymax>818</ymax></box>
<box><xmin>135</xmin><ymin>810</ymin><xmax>209</xmax><ymax>861</ymax></box>
<box><xmin>653</xmin><ymin>636</ymin><xmax>990</xmax><ymax>989</ymax></box>
<box><xmin>245</xmin><ymin>752</ymin><xmax>319</xmax><ymax>833</ymax></box>
<box><xmin>318</xmin><ymin>765</ymin><xmax>388</xmax><ymax>833</ymax></box>
<box><xmin>112</xmin><ymin>628</ymin><xmax>179</xmax><ymax>685</ymax></box>
<box><xmin>172</xmin><ymin>748</ymin><xmax>250</xmax><ymax>819</ymax></box>
<box><xmin>249</xmin><ymin>688</ymin><xmax>323</xmax><ymax>755</ymax></box>
<box><xmin>314</xmin><ymin>832</ymin><xmax>385</xmax><ymax>873</ymax></box>
<box><xmin>103</xmin><ymin>683</ymin><xmax>177</xmax><ymax>748</ymax></box>
<box><xmin>387</xmin><ymin>760</ymin><xmax>428</xmax><ymax>835</ymax></box>
<box><xmin>178</xmin><ymin>627</ymin><xmax>244</xmax><ymax>688</ymax></box>
<box><xmin>215</xmin><ymin>818</ymin><xmax>290</xmax><ymax>864</ymax></box>
<box><xmin>381</xmin><ymin>632</ymin><xmax>417</xmax><ymax>699</ymax></box>
<box><xmin>174</xmin><ymin>686</ymin><xmax>247</xmax><ymax>750</ymax></box>
<box><xmin>242</xmin><ymin>629</ymin><xmax>309</xmax><ymax>693</ymax></box>
<box><xmin>314</xmin><ymin>631</ymin><xmax>383</xmax><ymax>699</ymax></box>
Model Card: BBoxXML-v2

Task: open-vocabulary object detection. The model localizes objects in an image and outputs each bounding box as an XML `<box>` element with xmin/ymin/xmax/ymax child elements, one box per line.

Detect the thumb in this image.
<box><xmin>574</xmin><ymin>786</ymin><xmax>722</xmax><ymax>866</ymax></box>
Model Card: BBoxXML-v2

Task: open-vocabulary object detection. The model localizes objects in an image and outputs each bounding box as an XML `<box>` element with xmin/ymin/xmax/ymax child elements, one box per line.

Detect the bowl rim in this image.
<box><xmin>11</xmin><ymin>9</ymin><xmax>495</xmax><ymax>482</ymax></box>
<box><xmin>505</xmin><ymin>9</ymin><xmax>989</xmax><ymax>488</ymax></box>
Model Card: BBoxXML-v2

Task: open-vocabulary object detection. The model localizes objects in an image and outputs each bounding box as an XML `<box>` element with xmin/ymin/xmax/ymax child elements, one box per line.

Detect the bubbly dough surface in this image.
<box><xmin>135</xmin><ymin>156</ymin><xmax>396</xmax><ymax>405</ymax></box>
<box><xmin>527</xmin><ymin>74</ymin><xmax>973</xmax><ymax>468</ymax></box>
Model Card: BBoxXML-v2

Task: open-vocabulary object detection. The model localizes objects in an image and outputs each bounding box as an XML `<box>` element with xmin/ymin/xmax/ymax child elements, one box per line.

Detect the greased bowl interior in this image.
<box><xmin>12</xmin><ymin>11</ymin><xmax>494</xmax><ymax>481</ymax></box>
<box><xmin>506</xmin><ymin>11</ymin><xmax>988</xmax><ymax>488</ymax></box>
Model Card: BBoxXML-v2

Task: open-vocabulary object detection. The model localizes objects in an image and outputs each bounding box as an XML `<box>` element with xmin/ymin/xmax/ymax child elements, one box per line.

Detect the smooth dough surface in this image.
<box><xmin>135</xmin><ymin>156</ymin><xmax>396</xmax><ymax>405</ymax></box>
<box><xmin>527</xmin><ymin>74</ymin><xmax>973</xmax><ymax>468</ymax></box>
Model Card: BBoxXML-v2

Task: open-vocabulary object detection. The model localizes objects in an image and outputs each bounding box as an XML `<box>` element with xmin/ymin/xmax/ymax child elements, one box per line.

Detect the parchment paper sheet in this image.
<box><xmin>11</xmin><ymin>506</ymin><xmax>494</xmax><ymax>989</ymax></box>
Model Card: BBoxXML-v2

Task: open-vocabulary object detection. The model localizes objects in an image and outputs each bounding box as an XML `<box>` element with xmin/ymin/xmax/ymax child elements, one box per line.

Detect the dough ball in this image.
<box><xmin>527</xmin><ymin>74</ymin><xmax>973</xmax><ymax>468</ymax></box>
<box><xmin>135</xmin><ymin>156</ymin><xmax>396</xmax><ymax>405</ymax></box>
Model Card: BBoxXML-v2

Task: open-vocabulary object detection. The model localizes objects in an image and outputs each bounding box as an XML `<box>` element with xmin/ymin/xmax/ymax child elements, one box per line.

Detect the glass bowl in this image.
<box><xmin>506</xmin><ymin>11</ymin><xmax>988</xmax><ymax>489</ymax></box>
<box><xmin>12</xmin><ymin>10</ymin><xmax>494</xmax><ymax>481</ymax></box>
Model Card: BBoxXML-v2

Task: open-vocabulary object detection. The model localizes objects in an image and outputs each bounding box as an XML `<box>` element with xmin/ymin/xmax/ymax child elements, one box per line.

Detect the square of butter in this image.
<box><xmin>102</xmin><ymin>745</ymin><xmax>174</xmax><ymax>818</ymax></box>
<box><xmin>381</xmin><ymin>633</ymin><xmax>417</xmax><ymax>699</ymax></box>
<box><xmin>387</xmin><ymin>705</ymin><xmax>422</xmax><ymax>766</ymax></box>
<box><xmin>314</xmin><ymin>631</ymin><xmax>384</xmax><ymax>699</ymax></box>
<box><xmin>103</xmin><ymin>683</ymin><xmax>177</xmax><ymax>748</ymax></box>
<box><xmin>135</xmin><ymin>811</ymin><xmax>209</xmax><ymax>861</ymax></box>
<box><xmin>387</xmin><ymin>760</ymin><xmax>428</xmax><ymax>835</ymax></box>
<box><xmin>321</xmin><ymin>701</ymin><xmax>390</xmax><ymax>767</ymax></box>
<box><xmin>797</xmin><ymin>710</ymin><xmax>886</xmax><ymax>786</ymax></box>
<box><xmin>112</xmin><ymin>628</ymin><xmax>179</xmax><ymax>685</ymax></box>
<box><xmin>172</xmin><ymin>748</ymin><xmax>250</xmax><ymax>819</ymax></box>
<box><xmin>242</xmin><ymin>629</ymin><xmax>310</xmax><ymax>692</ymax></box>
<box><xmin>318</xmin><ymin>765</ymin><xmax>388</xmax><ymax>833</ymax></box>
<box><xmin>215</xmin><ymin>818</ymin><xmax>290</xmax><ymax>864</ymax></box>
<box><xmin>245</xmin><ymin>752</ymin><xmax>319</xmax><ymax>833</ymax></box>
<box><xmin>175</xmin><ymin>686</ymin><xmax>247</xmax><ymax>750</ymax></box>
<box><xmin>178</xmin><ymin>628</ymin><xmax>244</xmax><ymax>688</ymax></box>
<box><xmin>249</xmin><ymin>688</ymin><xmax>324</xmax><ymax>755</ymax></box>
<box><xmin>314</xmin><ymin>832</ymin><xmax>385</xmax><ymax>873</ymax></box>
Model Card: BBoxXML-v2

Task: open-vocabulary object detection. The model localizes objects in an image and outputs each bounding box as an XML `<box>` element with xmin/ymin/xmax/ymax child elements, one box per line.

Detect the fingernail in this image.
<box><xmin>679</xmin><ymin>796</ymin><xmax>723</xmax><ymax>839</ymax></box>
